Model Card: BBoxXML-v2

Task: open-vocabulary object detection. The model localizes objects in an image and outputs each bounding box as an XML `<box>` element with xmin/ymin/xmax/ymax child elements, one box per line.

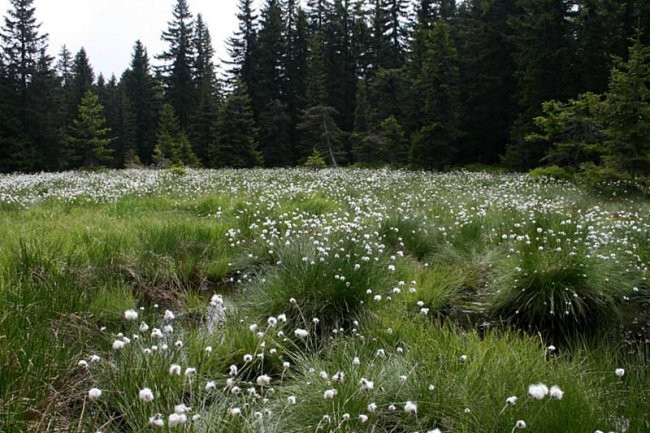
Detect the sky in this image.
<box><xmin>0</xmin><ymin>0</ymin><xmax>262</xmax><ymax>78</ymax></box>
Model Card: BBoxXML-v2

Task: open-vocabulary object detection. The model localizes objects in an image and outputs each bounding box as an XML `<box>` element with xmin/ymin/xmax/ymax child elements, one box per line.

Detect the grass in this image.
<box><xmin>0</xmin><ymin>168</ymin><xmax>647</xmax><ymax>432</ymax></box>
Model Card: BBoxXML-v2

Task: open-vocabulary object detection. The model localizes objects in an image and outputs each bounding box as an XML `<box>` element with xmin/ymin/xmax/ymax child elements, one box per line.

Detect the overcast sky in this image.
<box><xmin>0</xmin><ymin>0</ymin><xmax>265</xmax><ymax>78</ymax></box>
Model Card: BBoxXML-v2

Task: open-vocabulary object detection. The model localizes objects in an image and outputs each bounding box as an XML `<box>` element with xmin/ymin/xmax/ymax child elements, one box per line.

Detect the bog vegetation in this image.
<box><xmin>0</xmin><ymin>168</ymin><xmax>648</xmax><ymax>432</ymax></box>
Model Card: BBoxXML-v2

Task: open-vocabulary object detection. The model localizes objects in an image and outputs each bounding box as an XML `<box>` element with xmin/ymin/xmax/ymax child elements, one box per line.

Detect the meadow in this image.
<box><xmin>0</xmin><ymin>168</ymin><xmax>648</xmax><ymax>433</ymax></box>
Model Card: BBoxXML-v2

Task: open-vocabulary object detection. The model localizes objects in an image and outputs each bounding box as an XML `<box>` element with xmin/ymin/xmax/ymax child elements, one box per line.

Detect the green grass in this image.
<box><xmin>0</xmin><ymin>168</ymin><xmax>647</xmax><ymax>432</ymax></box>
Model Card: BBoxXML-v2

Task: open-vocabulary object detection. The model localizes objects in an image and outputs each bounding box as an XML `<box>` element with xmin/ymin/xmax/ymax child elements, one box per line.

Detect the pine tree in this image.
<box><xmin>227</xmin><ymin>0</ymin><xmax>258</xmax><ymax>90</ymax></box>
<box><xmin>382</xmin><ymin>0</ymin><xmax>409</xmax><ymax>68</ymax></box>
<box><xmin>153</xmin><ymin>103</ymin><xmax>198</xmax><ymax>167</ymax></box>
<box><xmin>298</xmin><ymin>105</ymin><xmax>346</xmax><ymax>166</ymax></box>
<box><xmin>601</xmin><ymin>34</ymin><xmax>650</xmax><ymax>174</ymax></box>
<box><xmin>259</xmin><ymin>99</ymin><xmax>292</xmax><ymax>166</ymax></box>
<box><xmin>503</xmin><ymin>0</ymin><xmax>578</xmax><ymax>168</ymax></box>
<box><xmin>213</xmin><ymin>82</ymin><xmax>262</xmax><ymax>168</ymax></box>
<box><xmin>307</xmin><ymin>0</ymin><xmax>332</xmax><ymax>31</ymax></box>
<box><xmin>191</xmin><ymin>14</ymin><xmax>220</xmax><ymax>166</ymax></box>
<box><xmin>157</xmin><ymin>0</ymin><xmax>196</xmax><ymax>131</ymax></box>
<box><xmin>67</xmin><ymin>90</ymin><xmax>113</xmax><ymax>168</ymax></box>
<box><xmin>410</xmin><ymin>21</ymin><xmax>462</xmax><ymax>169</ymax></box>
<box><xmin>71</xmin><ymin>48</ymin><xmax>95</xmax><ymax>115</ymax></box>
<box><xmin>369</xmin><ymin>0</ymin><xmax>391</xmax><ymax>73</ymax></box>
<box><xmin>123</xmin><ymin>40</ymin><xmax>161</xmax><ymax>165</ymax></box>
<box><xmin>285</xmin><ymin>6</ymin><xmax>309</xmax><ymax>160</ymax></box>
<box><xmin>455</xmin><ymin>0</ymin><xmax>517</xmax><ymax>164</ymax></box>
<box><xmin>256</xmin><ymin>0</ymin><xmax>286</xmax><ymax>110</ymax></box>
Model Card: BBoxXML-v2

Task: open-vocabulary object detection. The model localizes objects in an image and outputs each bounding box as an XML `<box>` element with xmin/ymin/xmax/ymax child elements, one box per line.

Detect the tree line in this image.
<box><xmin>1</xmin><ymin>0</ymin><xmax>649</xmax><ymax>173</ymax></box>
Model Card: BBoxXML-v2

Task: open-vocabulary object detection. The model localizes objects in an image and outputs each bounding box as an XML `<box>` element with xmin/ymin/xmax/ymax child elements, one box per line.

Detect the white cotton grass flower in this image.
<box><xmin>184</xmin><ymin>367</ymin><xmax>196</xmax><ymax>377</ymax></box>
<box><xmin>88</xmin><ymin>388</ymin><xmax>102</xmax><ymax>400</ymax></box>
<box><xmin>404</xmin><ymin>401</ymin><xmax>417</xmax><ymax>414</ymax></box>
<box><xmin>294</xmin><ymin>328</ymin><xmax>309</xmax><ymax>338</ymax></box>
<box><xmin>427</xmin><ymin>429</ymin><xmax>442</xmax><ymax>433</ymax></box>
<box><xmin>150</xmin><ymin>328</ymin><xmax>163</xmax><ymax>339</ymax></box>
<box><xmin>514</xmin><ymin>420</ymin><xmax>527</xmax><ymax>429</ymax></box>
<box><xmin>164</xmin><ymin>310</ymin><xmax>175</xmax><ymax>320</ymax></box>
<box><xmin>256</xmin><ymin>374</ymin><xmax>271</xmax><ymax>386</ymax></box>
<box><xmin>229</xmin><ymin>364</ymin><xmax>239</xmax><ymax>376</ymax></box>
<box><xmin>112</xmin><ymin>339</ymin><xmax>125</xmax><ymax>350</ymax></box>
<box><xmin>358</xmin><ymin>414</ymin><xmax>368</xmax><ymax>423</ymax></box>
<box><xmin>89</xmin><ymin>354</ymin><xmax>100</xmax><ymax>363</ymax></box>
<box><xmin>149</xmin><ymin>414</ymin><xmax>165</xmax><ymax>427</ymax></box>
<box><xmin>169</xmin><ymin>364</ymin><xmax>182</xmax><ymax>376</ymax></box>
<box><xmin>139</xmin><ymin>387</ymin><xmax>154</xmax><ymax>402</ymax></box>
<box><xmin>229</xmin><ymin>407</ymin><xmax>241</xmax><ymax>416</ymax></box>
<box><xmin>124</xmin><ymin>309</ymin><xmax>138</xmax><ymax>321</ymax></box>
<box><xmin>243</xmin><ymin>354</ymin><xmax>253</xmax><ymax>363</ymax></box>
<box><xmin>360</xmin><ymin>378</ymin><xmax>374</xmax><ymax>391</ymax></box>
<box><xmin>507</xmin><ymin>396</ymin><xmax>518</xmax><ymax>405</ymax></box>
<box><xmin>527</xmin><ymin>383</ymin><xmax>549</xmax><ymax>400</ymax></box>
<box><xmin>205</xmin><ymin>381</ymin><xmax>216</xmax><ymax>391</ymax></box>
<box><xmin>367</xmin><ymin>402</ymin><xmax>378</xmax><ymax>412</ymax></box>
<box><xmin>78</xmin><ymin>360</ymin><xmax>88</xmax><ymax>368</ymax></box>
<box><xmin>332</xmin><ymin>371</ymin><xmax>345</xmax><ymax>383</ymax></box>
<box><xmin>323</xmin><ymin>389</ymin><xmax>337</xmax><ymax>399</ymax></box>
<box><xmin>139</xmin><ymin>321</ymin><xmax>149</xmax><ymax>332</ymax></box>
<box><xmin>287</xmin><ymin>395</ymin><xmax>297</xmax><ymax>405</ymax></box>
<box><xmin>615</xmin><ymin>368</ymin><xmax>625</xmax><ymax>378</ymax></box>
<box><xmin>174</xmin><ymin>403</ymin><xmax>191</xmax><ymax>414</ymax></box>
<box><xmin>549</xmin><ymin>385</ymin><xmax>564</xmax><ymax>400</ymax></box>
<box><xmin>168</xmin><ymin>413</ymin><xmax>187</xmax><ymax>427</ymax></box>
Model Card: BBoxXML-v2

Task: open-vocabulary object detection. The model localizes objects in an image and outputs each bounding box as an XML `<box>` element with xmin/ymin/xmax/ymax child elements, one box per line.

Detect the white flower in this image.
<box><xmin>460</xmin><ymin>354</ymin><xmax>468</xmax><ymax>362</ymax></box>
<box><xmin>243</xmin><ymin>354</ymin><xmax>253</xmax><ymax>363</ymax></box>
<box><xmin>515</xmin><ymin>420</ymin><xmax>527</xmax><ymax>429</ymax></box>
<box><xmin>506</xmin><ymin>396</ymin><xmax>518</xmax><ymax>405</ymax></box>
<box><xmin>427</xmin><ymin>429</ymin><xmax>442</xmax><ymax>433</ymax></box>
<box><xmin>528</xmin><ymin>383</ymin><xmax>549</xmax><ymax>400</ymax></box>
<box><xmin>230</xmin><ymin>364</ymin><xmax>239</xmax><ymax>375</ymax></box>
<box><xmin>323</xmin><ymin>389</ymin><xmax>337</xmax><ymax>399</ymax></box>
<box><xmin>149</xmin><ymin>414</ymin><xmax>165</xmax><ymax>427</ymax></box>
<box><xmin>88</xmin><ymin>388</ymin><xmax>102</xmax><ymax>400</ymax></box>
<box><xmin>89</xmin><ymin>354</ymin><xmax>101</xmax><ymax>363</ymax></box>
<box><xmin>332</xmin><ymin>371</ymin><xmax>345</xmax><ymax>383</ymax></box>
<box><xmin>164</xmin><ymin>310</ymin><xmax>175</xmax><ymax>320</ymax></box>
<box><xmin>192</xmin><ymin>414</ymin><xmax>201</xmax><ymax>421</ymax></box>
<box><xmin>184</xmin><ymin>367</ymin><xmax>196</xmax><ymax>377</ymax></box>
<box><xmin>549</xmin><ymin>385</ymin><xmax>564</xmax><ymax>400</ymax></box>
<box><xmin>205</xmin><ymin>346</ymin><xmax>213</xmax><ymax>353</ymax></box>
<box><xmin>368</xmin><ymin>402</ymin><xmax>378</xmax><ymax>412</ymax></box>
<box><xmin>78</xmin><ymin>360</ymin><xmax>88</xmax><ymax>368</ymax></box>
<box><xmin>150</xmin><ymin>328</ymin><xmax>163</xmax><ymax>339</ymax></box>
<box><xmin>278</xmin><ymin>313</ymin><xmax>287</xmax><ymax>322</ymax></box>
<box><xmin>163</xmin><ymin>325</ymin><xmax>174</xmax><ymax>334</ymax></box>
<box><xmin>353</xmin><ymin>356</ymin><xmax>361</xmax><ymax>365</ymax></box>
<box><xmin>174</xmin><ymin>403</ymin><xmax>190</xmax><ymax>414</ymax></box>
<box><xmin>169</xmin><ymin>364</ymin><xmax>182</xmax><ymax>376</ymax></box>
<box><xmin>404</xmin><ymin>401</ymin><xmax>417</xmax><ymax>414</ymax></box>
<box><xmin>268</xmin><ymin>317</ymin><xmax>278</xmax><ymax>327</ymax></box>
<box><xmin>294</xmin><ymin>328</ymin><xmax>309</xmax><ymax>338</ymax></box>
<box><xmin>205</xmin><ymin>381</ymin><xmax>216</xmax><ymax>391</ymax></box>
<box><xmin>112</xmin><ymin>340</ymin><xmax>125</xmax><ymax>350</ymax></box>
<box><xmin>360</xmin><ymin>378</ymin><xmax>374</xmax><ymax>391</ymax></box>
<box><xmin>175</xmin><ymin>340</ymin><xmax>183</xmax><ymax>349</ymax></box>
<box><xmin>283</xmin><ymin>361</ymin><xmax>291</xmax><ymax>369</ymax></box>
<box><xmin>615</xmin><ymin>368</ymin><xmax>625</xmax><ymax>378</ymax></box>
<box><xmin>139</xmin><ymin>387</ymin><xmax>154</xmax><ymax>402</ymax></box>
<box><xmin>547</xmin><ymin>345</ymin><xmax>556</xmax><ymax>352</ymax></box>
<box><xmin>229</xmin><ymin>407</ymin><xmax>241</xmax><ymax>416</ymax></box>
<box><xmin>287</xmin><ymin>395</ymin><xmax>297</xmax><ymax>405</ymax></box>
<box><xmin>359</xmin><ymin>414</ymin><xmax>368</xmax><ymax>423</ymax></box>
<box><xmin>124</xmin><ymin>309</ymin><xmax>138</xmax><ymax>321</ymax></box>
<box><xmin>256</xmin><ymin>374</ymin><xmax>271</xmax><ymax>386</ymax></box>
<box><xmin>211</xmin><ymin>294</ymin><xmax>223</xmax><ymax>305</ymax></box>
<box><xmin>168</xmin><ymin>413</ymin><xmax>186</xmax><ymax>427</ymax></box>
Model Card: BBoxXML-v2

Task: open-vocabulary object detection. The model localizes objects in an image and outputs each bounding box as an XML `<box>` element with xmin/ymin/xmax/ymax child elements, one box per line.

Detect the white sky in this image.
<box><xmin>0</xmin><ymin>0</ymin><xmax>265</xmax><ymax>78</ymax></box>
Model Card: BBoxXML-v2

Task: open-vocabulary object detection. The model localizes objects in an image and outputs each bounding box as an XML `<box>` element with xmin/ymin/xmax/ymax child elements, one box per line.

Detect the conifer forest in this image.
<box><xmin>0</xmin><ymin>1</ymin><xmax>649</xmax><ymax>432</ymax></box>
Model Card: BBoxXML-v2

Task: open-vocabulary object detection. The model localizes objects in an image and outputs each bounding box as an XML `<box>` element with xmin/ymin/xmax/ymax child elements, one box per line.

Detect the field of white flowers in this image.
<box><xmin>0</xmin><ymin>169</ymin><xmax>648</xmax><ymax>432</ymax></box>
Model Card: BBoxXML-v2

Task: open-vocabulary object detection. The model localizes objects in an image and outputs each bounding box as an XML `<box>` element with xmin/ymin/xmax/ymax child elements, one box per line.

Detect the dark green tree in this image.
<box><xmin>227</xmin><ymin>0</ymin><xmax>258</xmax><ymax>90</ymax></box>
<box><xmin>503</xmin><ymin>0</ymin><xmax>578</xmax><ymax>169</ymax></box>
<box><xmin>259</xmin><ymin>99</ymin><xmax>292</xmax><ymax>166</ymax></box>
<box><xmin>123</xmin><ymin>40</ymin><xmax>161</xmax><ymax>165</ymax></box>
<box><xmin>157</xmin><ymin>0</ymin><xmax>196</xmax><ymax>131</ymax></box>
<box><xmin>298</xmin><ymin>105</ymin><xmax>346</xmax><ymax>166</ymax></box>
<box><xmin>410</xmin><ymin>22</ymin><xmax>462</xmax><ymax>169</ymax></box>
<box><xmin>601</xmin><ymin>35</ymin><xmax>650</xmax><ymax>174</ymax></box>
<box><xmin>71</xmin><ymin>48</ymin><xmax>95</xmax><ymax>116</ymax></box>
<box><xmin>191</xmin><ymin>14</ymin><xmax>220</xmax><ymax>165</ymax></box>
<box><xmin>213</xmin><ymin>82</ymin><xmax>262</xmax><ymax>168</ymax></box>
<box><xmin>153</xmin><ymin>103</ymin><xmax>198</xmax><ymax>167</ymax></box>
<box><xmin>381</xmin><ymin>0</ymin><xmax>409</xmax><ymax>68</ymax></box>
<box><xmin>67</xmin><ymin>90</ymin><xmax>113</xmax><ymax>168</ymax></box>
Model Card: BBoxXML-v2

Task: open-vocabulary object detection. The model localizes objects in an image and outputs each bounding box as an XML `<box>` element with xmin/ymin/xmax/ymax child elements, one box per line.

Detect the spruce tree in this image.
<box><xmin>256</xmin><ymin>0</ymin><xmax>286</xmax><ymax>111</ymax></box>
<box><xmin>298</xmin><ymin>105</ymin><xmax>346</xmax><ymax>166</ymax></box>
<box><xmin>503</xmin><ymin>0</ymin><xmax>578</xmax><ymax>169</ymax></box>
<box><xmin>381</xmin><ymin>0</ymin><xmax>409</xmax><ymax>68</ymax></box>
<box><xmin>213</xmin><ymin>82</ymin><xmax>262</xmax><ymax>168</ymax></box>
<box><xmin>191</xmin><ymin>14</ymin><xmax>220</xmax><ymax>166</ymax></box>
<box><xmin>67</xmin><ymin>90</ymin><xmax>113</xmax><ymax>168</ymax></box>
<box><xmin>153</xmin><ymin>103</ymin><xmax>198</xmax><ymax>167</ymax></box>
<box><xmin>157</xmin><ymin>0</ymin><xmax>196</xmax><ymax>131</ymax></box>
<box><xmin>285</xmin><ymin>6</ymin><xmax>309</xmax><ymax>161</ymax></box>
<box><xmin>123</xmin><ymin>40</ymin><xmax>161</xmax><ymax>165</ymax></box>
<box><xmin>71</xmin><ymin>48</ymin><xmax>95</xmax><ymax>115</ymax></box>
<box><xmin>602</xmin><ymin>35</ymin><xmax>650</xmax><ymax>174</ymax></box>
<box><xmin>227</xmin><ymin>0</ymin><xmax>258</xmax><ymax>90</ymax></box>
<box><xmin>410</xmin><ymin>21</ymin><xmax>462</xmax><ymax>169</ymax></box>
<box><xmin>259</xmin><ymin>99</ymin><xmax>292</xmax><ymax>166</ymax></box>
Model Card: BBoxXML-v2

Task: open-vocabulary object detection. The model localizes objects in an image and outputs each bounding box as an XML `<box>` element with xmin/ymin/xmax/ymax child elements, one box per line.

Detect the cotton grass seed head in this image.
<box><xmin>88</xmin><ymin>388</ymin><xmax>102</xmax><ymax>400</ymax></box>
<box><xmin>139</xmin><ymin>387</ymin><xmax>154</xmax><ymax>402</ymax></box>
<box><xmin>528</xmin><ymin>383</ymin><xmax>549</xmax><ymax>400</ymax></box>
<box><xmin>550</xmin><ymin>385</ymin><xmax>564</xmax><ymax>400</ymax></box>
